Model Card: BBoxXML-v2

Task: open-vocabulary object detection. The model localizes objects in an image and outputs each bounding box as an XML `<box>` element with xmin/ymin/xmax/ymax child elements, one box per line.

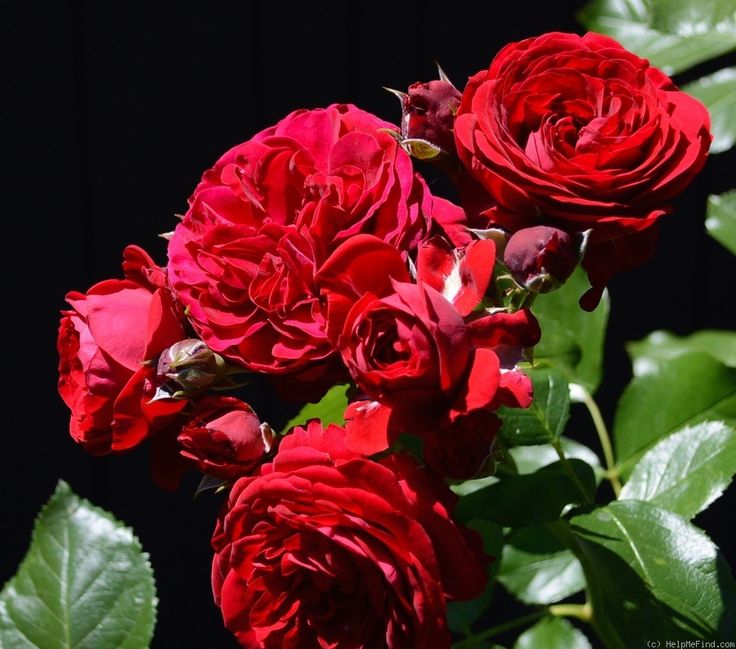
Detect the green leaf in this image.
<box><xmin>499</xmin><ymin>368</ymin><xmax>570</xmax><ymax>446</ymax></box>
<box><xmin>451</xmin><ymin>475</ymin><xmax>499</xmax><ymax>496</ymax></box>
<box><xmin>619</xmin><ymin>421</ymin><xmax>736</xmax><ymax>518</ymax></box>
<box><xmin>510</xmin><ymin>438</ymin><xmax>603</xmax><ymax>481</ymax></box>
<box><xmin>513</xmin><ymin>617</ymin><xmax>592</xmax><ymax>649</ymax></box>
<box><xmin>455</xmin><ymin>460</ymin><xmax>596</xmax><ymax>527</ymax></box>
<box><xmin>683</xmin><ymin>67</ymin><xmax>736</xmax><ymax>154</ymax></box>
<box><xmin>706</xmin><ymin>190</ymin><xmax>736</xmax><ymax>255</ymax></box>
<box><xmin>0</xmin><ymin>481</ymin><xmax>157</xmax><ymax>649</ymax></box>
<box><xmin>613</xmin><ymin>350</ymin><xmax>736</xmax><ymax>476</ymax></box>
<box><xmin>627</xmin><ymin>329</ymin><xmax>736</xmax><ymax>368</ymax></box>
<box><xmin>568</xmin><ymin>501</ymin><xmax>736</xmax><ymax>646</ymax></box>
<box><xmin>533</xmin><ymin>267</ymin><xmax>609</xmax><ymax>395</ymax></box>
<box><xmin>281</xmin><ymin>383</ymin><xmax>350</xmax><ymax>434</ymax></box>
<box><xmin>578</xmin><ymin>0</ymin><xmax>736</xmax><ymax>74</ymax></box>
<box><xmin>447</xmin><ymin>520</ymin><xmax>503</xmax><ymax>634</ymax></box>
<box><xmin>498</xmin><ymin>526</ymin><xmax>585</xmax><ymax>605</ymax></box>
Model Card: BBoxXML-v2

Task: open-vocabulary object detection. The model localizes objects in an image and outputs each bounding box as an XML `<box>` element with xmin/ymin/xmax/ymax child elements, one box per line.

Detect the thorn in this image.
<box><xmin>159</xmin><ymin>230</ymin><xmax>175</xmax><ymax>240</ymax></box>
<box><xmin>174</xmin><ymin>212</ymin><xmax>185</xmax><ymax>220</ymax></box>
<box><xmin>383</xmin><ymin>86</ymin><xmax>408</xmax><ymax>103</ymax></box>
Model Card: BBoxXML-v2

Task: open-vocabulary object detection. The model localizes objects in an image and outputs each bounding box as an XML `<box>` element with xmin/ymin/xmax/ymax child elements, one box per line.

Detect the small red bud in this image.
<box><xmin>504</xmin><ymin>226</ymin><xmax>580</xmax><ymax>293</ymax></box>
<box><xmin>400</xmin><ymin>79</ymin><xmax>461</xmax><ymax>159</ymax></box>
<box><xmin>178</xmin><ymin>397</ymin><xmax>275</xmax><ymax>480</ymax></box>
<box><xmin>156</xmin><ymin>338</ymin><xmax>220</xmax><ymax>392</ymax></box>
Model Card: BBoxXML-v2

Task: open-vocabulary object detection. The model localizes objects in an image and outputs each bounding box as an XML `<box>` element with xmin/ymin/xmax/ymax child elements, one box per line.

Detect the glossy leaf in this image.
<box><xmin>706</xmin><ymin>190</ymin><xmax>736</xmax><ymax>255</ymax></box>
<box><xmin>498</xmin><ymin>526</ymin><xmax>585</xmax><ymax>605</ymax></box>
<box><xmin>513</xmin><ymin>617</ymin><xmax>592</xmax><ymax>649</ymax></box>
<box><xmin>569</xmin><ymin>501</ymin><xmax>736</xmax><ymax>646</ymax></box>
<box><xmin>499</xmin><ymin>368</ymin><xmax>570</xmax><ymax>446</ymax></box>
<box><xmin>613</xmin><ymin>350</ymin><xmax>736</xmax><ymax>476</ymax></box>
<box><xmin>455</xmin><ymin>460</ymin><xmax>596</xmax><ymax>527</ymax></box>
<box><xmin>509</xmin><ymin>438</ymin><xmax>603</xmax><ymax>481</ymax></box>
<box><xmin>627</xmin><ymin>329</ymin><xmax>736</xmax><ymax>368</ymax></box>
<box><xmin>684</xmin><ymin>67</ymin><xmax>736</xmax><ymax>154</ymax></box>
<box><xmin>451</xmin><ymin>475</ymin><xmax>499</xmax><ymax>496</ymax></box>
<box><xmin>0</xmin><ymin>481</ymin><xmax>156</xmax><ymax>649</ymax></box>
<box><xmin>447</xmin><ymin>520</ymin><xmax>503</xmax><ymax>634</ymax></box>
<box><xmin>533</xmin><ymin>267</ymin><xmax>609</xmax><ymax>395</ymax></box>
<box><xmin>281</xmin><ymin>383</ymin><xmax>350</xmax><ymax>434</ymax></box>
<box><xmin>620</xmin><ymin>421</ymin><xmax>736</xmax><ymax>518</ymax></box>
<box><xmin>578</xmin><ymin>0</ymin><xmax>736</xmax><ymax>74</ymax></box>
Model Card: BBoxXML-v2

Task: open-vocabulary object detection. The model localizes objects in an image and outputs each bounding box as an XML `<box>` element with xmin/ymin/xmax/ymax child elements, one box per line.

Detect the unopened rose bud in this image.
<box><xmin>156</xmin><ymin>338</ymin><xmax>221</xmax><ymax>392</ymax></box>
<box><xmin>178</xmin><ymin>397</ymin><xmax>275</xmax><ymax>480</ymax></box>
<box><xmin>390</xmin><ymin>71</ymin><xmax>461</xmax><ymax>160</ymax></box>
<box><xmin>504</xmin><ymin>226</ymin><xmax>580</xmax><ymax>293</ymax></box>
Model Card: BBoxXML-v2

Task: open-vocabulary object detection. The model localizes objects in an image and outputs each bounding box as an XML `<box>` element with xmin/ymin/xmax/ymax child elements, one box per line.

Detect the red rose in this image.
<box><xmin>178</xmin><ymin>396</ymin><xmax>274</xmax><ymax>480</ymax></box>
<box><xmin>211</xmin><ymin>421</ymin><xmax>487</xmax><ymax>648</ymax></box>
<box><xmin>317</xmin><ymin>235</ymin><xmax>539</xmax><ymax>455</ymax></box>
<box><xmin>168</xmin><ymin>104</ymin><xmax>455</xmax><ymax>383</ymax></box>
<box><xmin>454</xmin><ymin>32</ymin><xmax>711</xmax><ymax>308</ymax></box>
<box><xmin>57</xmin><ymin>246</ymin><xmax>188</xmax><ymax>454</ymax></box>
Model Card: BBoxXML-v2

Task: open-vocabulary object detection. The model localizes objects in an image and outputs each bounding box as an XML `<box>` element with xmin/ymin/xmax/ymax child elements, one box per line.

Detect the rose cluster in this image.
<box><xmin>57</xmin><ymin>32</ymin><xmax>709</xmax><ymax>648</ymax></box>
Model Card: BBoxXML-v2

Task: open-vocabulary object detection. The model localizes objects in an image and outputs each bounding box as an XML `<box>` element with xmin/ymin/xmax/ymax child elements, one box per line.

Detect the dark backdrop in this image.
<box><xmin>3</xmin><ymin>1</ymin><xmax>735</xmax><ymax>647</ymax></box>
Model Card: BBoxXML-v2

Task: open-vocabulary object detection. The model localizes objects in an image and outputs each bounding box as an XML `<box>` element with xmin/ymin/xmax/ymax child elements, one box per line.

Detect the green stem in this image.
<box><xmin>453</xmin><ymin>611</ymin><xmax>546</xmax><ymax>649</ymax></box>
<box><xmin>548</xmin><ymin>603</ymin><xmax>593</xmax><ymax>622</ymax></box>
<box><xmin>578</xmin><ymin>385</ymin><xmax>622</xmax><ymax>497</ymax></box>
<box><xmin>551</xmin><ymin>440</ymin><xmax>594</xmax><ymax>504</ymax></box>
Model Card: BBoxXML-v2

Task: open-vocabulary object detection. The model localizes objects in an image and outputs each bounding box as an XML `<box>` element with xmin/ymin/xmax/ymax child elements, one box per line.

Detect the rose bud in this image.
<box><xmin>178</xmin><ymin>397</ymin><xmax>274</xmax><ymax>480</ymax></box>
<box><xmin>156</xmin><ymin>338</ymin><xmax>222</xmax><ymax>393</ymax></box>
<box><xmin>504</xmin><ymin>226</ymin><xmax>581</xmax><ymax>293</ymax></box>
<box><xmin>391</xmin><ymin>68</ymin><xmax>462</xmax><ymax>160</ymax></box>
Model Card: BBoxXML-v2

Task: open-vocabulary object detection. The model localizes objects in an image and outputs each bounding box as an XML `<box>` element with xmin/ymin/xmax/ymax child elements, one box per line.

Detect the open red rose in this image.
<box><xmin>168</xmin><ymin>104</ymin><xmax>459</xmax><ymax>385</ymax></box>
<box><xmin>57</xmin><ymin>246</ymin><xmax>188</xmax><ymax>454</ymax></box>
<box><xmin>454</xmin><ymin>32</ymin><xmax>711</xmax><ymax>308</ymax></box>
<box><xmin>211</xmin><ymin>421</ymin><xmax>487</xmax><ymax>648</ymax></box>
<box><xmin>317</xmin><ymin>235</ymin><xmax>539</xmax><ymax>456</ymax></box>
<box><xmin>178</xmin><ymin>396</ymin><xmax>274</xmax><ymax>480</ymax></box>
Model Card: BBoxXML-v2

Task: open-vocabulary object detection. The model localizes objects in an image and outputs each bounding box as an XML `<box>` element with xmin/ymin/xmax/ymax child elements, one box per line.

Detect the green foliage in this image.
<box><xmin>620</xmin><ymin>421</ymin><xmax>736</xmax><ymax>519</ymax></box>
<box><xmin>706</xmin><ymin>190</ymin><xmax>736</xmax><ymax>255</ymax></box>
<box><xmin>578</xmin><ymin>0</ymin><xmax>736</xmax><ymax>74</ymax></box>
<box><xmin>533</xmin><ymin>268</ymin><xmax>609</xmax><ymax>396</ymax></box>
<box><xmin>0</xmin><ymin>482</ymin><xmax>157</xmax><ymax>649</ymax></box>
<box><xmin>683</xmin><ymin>67</ymin><xmax>736</xmax><ymax>154</ymax></box>
<box><xmin>513</xmin><ymin>617</ymin><xmax>592</xmax><ymax>649</ymax></box>
<box><xmin>568</xmin><ymin>501</ymin><xmax>736</xmax><ymax>646</ymax></box>
<box><xmin>455</xmin><ymin>460</ymin><xmax>596</xmax><ymax>527</ymax></box>
<box><xmin>509</xmin><ymin>438</ymin><xmax>603</xmax><ymax>481</ymax></box>
<box><xmin>498</xmin><ymin>526</ymin><xmax>585</xmax><ymax>605</ymax></box>
<box><xmin>499</xmin><ymin>368</ymin><xmax>570</xmax><ymax>446</ymax></box>
<box><xmin>281</xmin><ymin>383</ymin><xmax>350</xmax><ymax>434</ymax></box>
<box><xmin>613</xmin><ymin>350</ymin><xmax>736</xmax><ymax>476</ymax></box>
<box><xmin>628</xmin><ymin>329</ymin><xmax>736</xmax><ymax>368</ymax></box>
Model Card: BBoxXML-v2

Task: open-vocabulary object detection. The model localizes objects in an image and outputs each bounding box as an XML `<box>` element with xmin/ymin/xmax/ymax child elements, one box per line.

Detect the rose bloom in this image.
<box><xmin>317</xmin><ymin>234</ymin><xmax>539</xmax><ymax>465</ymax></box>
<box><xmin>168</xmin><ymin>104</ymin><xmax>460</xmax><ymax>387</ymax></box>
<box><xmin>454</xmin><ymin>32</ymin><xmax>711</xmax><ymax>308</ymax></box>
<box><xmin>57</xmin><ymin>246</ymin><xmax>188</xmax><ymax>454</ymax></box>
<box><xmin>211</xmin><ymin>421</ymin><xmax>487</xmax><ymax>648</ymax></box>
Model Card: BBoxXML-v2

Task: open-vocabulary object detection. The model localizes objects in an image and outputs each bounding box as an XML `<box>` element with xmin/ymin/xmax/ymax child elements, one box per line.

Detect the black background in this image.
<box><xmin>3</xmin><ymin>1</ymin><xmax>735</xmax><ymax>647</ymax></box>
